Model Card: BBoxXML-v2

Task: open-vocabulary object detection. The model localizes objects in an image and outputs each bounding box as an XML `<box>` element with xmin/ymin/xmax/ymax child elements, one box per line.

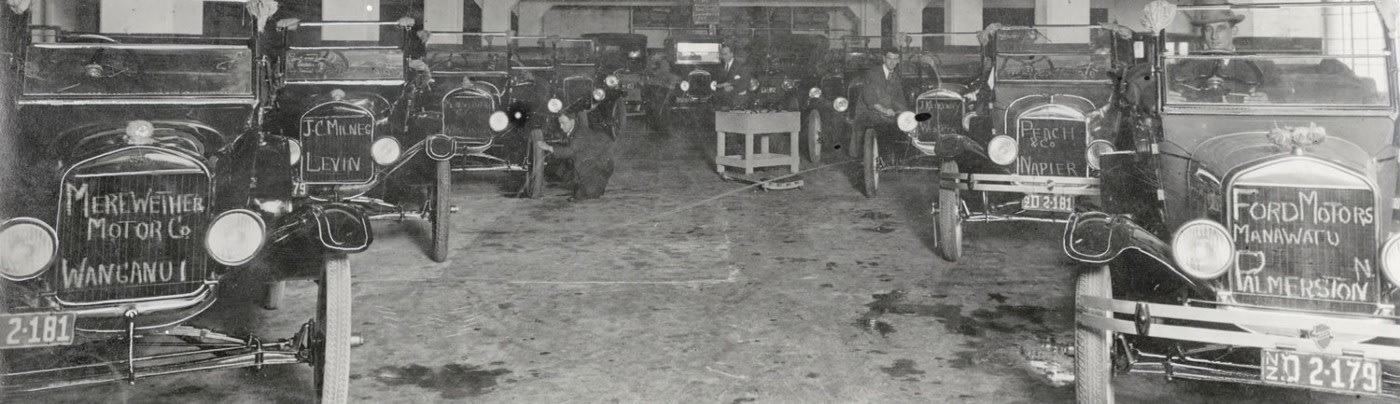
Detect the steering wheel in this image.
<box><xmin>1175</xmin><ymin>58</ymin><xmax>1264</xmax><ymax>102</ymax></box>
<box><xmin>1005</xmin><ymin>55</ymin><xmax>1055</xmax><ymax>79</ymax></box>
<box><xmin>315</xmin><ymin>50</ymin><xmax>351</xmax><ymax>77</ymax></box>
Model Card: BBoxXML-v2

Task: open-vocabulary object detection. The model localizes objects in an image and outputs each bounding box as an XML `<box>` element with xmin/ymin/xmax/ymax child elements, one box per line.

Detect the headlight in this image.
<box><xmin>782</xmin><ymin>80</ymin><xmax>795</xmax><ymax>90</ymax></box>
<box><xmin>604</xmin><ymin>75</ymin><xmax>619</xmax><ymax>88</ymax></box>
<box><xmin>592</xmin><ymin>88</ymin><xmax>606</xmax><ymax>101</ymax></box>
<box><xmin>1171</xmin><ymin>219</ymin><xmax>1234</xmax><ymax>280</ymax></box>
<box><xmin>206</xmin><ymin>210</ymin><xmax>265</xmax><ymax>266</ymax></box>
<box><xmin>808</xmin><ymin>87</ymin><xmax>822</xmax><ymax>98</ymax></box>
<box><xmin>547</xmin><ymin>98</ymin><xmax>563</xmax><ymax>113</ymax></box>
<box><xmin>371</xmin><ymin>137</ymin><xmax>402</xmax><ymax>166</ymax></box>
<box><xmin>1086</xmin><ymin>139</ymin><xmax>1115</xmax><ymax>170</ymax></box>
<box><xmin>896</xmin><ymin>111</ymin><xmax>918</xmax><ymax>132</ymax></box>
<box><xmin>0</xmin><ymin>218</ymin><xmax>57</xmax><ymax>281</ymax></box>
<box><xmin>489</xmin><ymin>111</ymin><xmax>509</xmax><ymax>132</ymax></box>
<box><xmin>987</xmin><ymin>135</ymin><xmax>1018</xmax><ymax>165</ymax></box>
<box><xmin>833</xmin><ymin>97</ymin><xmax>849</xmax><ymax>112</ymax></box>
<box><xmin>680</xmin><ymin>81</ymin><xmax>690</xmax><ymax>91</ymax></box>
<box><xmin>627</xmin><ymin>50</ymin><xmax>641</xmax><ymax>59</ymax></box>
<box><xmin>287</xmin><ymin>139</ymin><xmax>302</xmax><ymax>165</ymax></box>
<box><xmin>1382</xmin><ymin>234</ymin><xmax>1400</xmax><ymax>287</ymax></box>
<box><xmin>709</xmin><ymin>81</ymin><xmax>717</xmax><ymax>91</ymax></box>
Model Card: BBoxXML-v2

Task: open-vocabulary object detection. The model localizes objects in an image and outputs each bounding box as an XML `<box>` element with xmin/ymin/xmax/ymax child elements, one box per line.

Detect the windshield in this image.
<box><xmin>1162</xmin><ymin>1</ymin><xmax>1392</xmax><ymax>108</ymax></box>
<box><xmin>556</xmin><ymin>39</ymin><xmax>595</xmax><ymax>65</ymax></box>
<box><xmin>424</xmin><ymin>34</ymin><xmax>510</xmax><ymax>72</ymax></box>
<box><xmin>23</xmin><ymin>44</ymin><xmax>253</xmax><ymax>97</ymax></box>
<box><xmin>994</xmin><ymin>26</ymin><xmax>1114</xmax><ymax>81</ymax></box>
<box><xmin>510</xmin><ymin>37</ymin><xmax>555</xmax><ymax>68</ymax></box>
<box><xmin>909</xmin><ymin>33</ymin><xmax>985</xmax><ymax>79</ymax></box>
<box><xmin>284</xmin><ymin>48</ymin><xmax>404</xmax><ymax>82</ymax></box>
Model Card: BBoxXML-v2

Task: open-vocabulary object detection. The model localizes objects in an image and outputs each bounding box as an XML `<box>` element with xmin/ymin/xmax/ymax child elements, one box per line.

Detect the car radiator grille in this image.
<box><xmin>915</xmin><ymin>98</ymin><xmax>963</xmax><ymax>143</ymax></box>
<box><xmin>443</xmin><ymin>93</ymin><xmax>496</xmax><ymax>143</ymax></box>
<box><xmin>299</xmin><ymin>105</ymin><xmax>375</xmax><ymax>184</ymax></box>
<box><xmin>1013</xmin><ymin>117</ymin><xmax>1087</xmax><ymax>177</ymax></box>
<box><xmin>54</xmin><ymin>171</ymin><xmax>211</xmax><ymax>304</ymax></box>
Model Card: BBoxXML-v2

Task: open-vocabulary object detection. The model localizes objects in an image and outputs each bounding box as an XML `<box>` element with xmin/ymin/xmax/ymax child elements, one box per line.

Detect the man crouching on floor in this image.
<box><xmin>535</xmin><ymin>107</ymin><xmax>616</xmax><ymax>201</ymax></box>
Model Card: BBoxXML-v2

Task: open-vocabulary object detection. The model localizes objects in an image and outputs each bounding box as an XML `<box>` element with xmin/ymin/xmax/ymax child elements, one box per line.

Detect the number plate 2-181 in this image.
<box><xmin>2</xmin><ymin>312</ymin><xmax>76</xmax><ymax>349</ymax></box>
<box><xmin>1260</xmin><ymin>349</ymin><xmax>1382</xmax><ymax>395</ymax></box>
<box><xmin>1021</xmin><ymin>193</ymin><xmax>1074</xmax><ymax>213</ymax></box>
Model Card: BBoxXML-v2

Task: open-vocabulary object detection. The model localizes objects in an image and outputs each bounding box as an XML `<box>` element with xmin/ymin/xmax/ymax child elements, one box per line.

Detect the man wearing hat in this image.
<box><xmin>1169</xmin><ymin>3</ymin><xmax>1274</xmax><ymax>102</ymax></box>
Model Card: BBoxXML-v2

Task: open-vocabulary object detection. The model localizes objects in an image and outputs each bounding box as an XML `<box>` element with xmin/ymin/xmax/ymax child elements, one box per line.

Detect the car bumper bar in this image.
<box><xmin>948</xmin><ymin>173</ymin><xmax>1101</xmax><ymax>196</ymax></box>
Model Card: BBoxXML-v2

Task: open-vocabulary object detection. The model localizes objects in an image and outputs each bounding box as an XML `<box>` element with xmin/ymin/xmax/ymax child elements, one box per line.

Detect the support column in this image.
<box><xmin>1035</xmin><ymin>0</ymin><xmax>1089</xmax><ymax>42</ymax></box>
<box><xmin>891</xmin><ymin>0</ymin><xmax>926</xmax><ymax>47</ymax></box>
<box><xmin>848</xmin><ymin>1</ymin><xmax>889</xmax><ymax>47</ymax></box>
<box><xmin>479</xmin><ymin>0</ymin><xmax>519</xmax><ymax>34</ymax></box>
<box><xmin>945</xmin><ymin>0</ymin><xmax>984</xmax><ymax>39</ymax></box>
<box><xmin>515</xmin><ymin>1</ymin><xmax>550</xmax><ymax>36</ymax></box>
<box><xmin>322</xmin><ymin>0</ymin><xmax>379</xmax><ymax>41</ymax></box>
<box><xmin>426</xmin><ymin>0</ymin><xmax>464</xmax><ymax>43</ymax></box>
<box><xmin>99</xmin><ymin>0</ymin><xmax>202</xmax><ymax>34</ymax></box>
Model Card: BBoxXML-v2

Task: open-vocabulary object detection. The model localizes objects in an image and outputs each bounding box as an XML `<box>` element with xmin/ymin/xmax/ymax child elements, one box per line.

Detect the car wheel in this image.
<box><xmin>804</xmin><ymin>111</ymin><xmax>822</xmax><ymax>163</ymax></box>
<box><xmin>431</xmin><ymin>159</ymin><xmax>451</xmax><ymax>262</ymax></box>
<box><xmin>862</xmin><ymin>129</ymin><xmax>878</xmax><ymax>197</ymax></box>
<box><xmin>1075</xmin><ymin>265</ymin><xmax>1114</xmax><ymax>404</ymax></box>
<box><xmin>615</xmin><ymin>100</ymin><xmax>628</xmax><ymax>136</ymax></box>
<box><xmin>527</xmin><ymin>129</ymin><xmax>546</xmax><ymax>198</ymax></box>
<box><xmin>314</xmin><ymin>253</ymin><xmax>352</xmax><ymax>404</ymax></box>
<box><xmin>936</xmin><ymin>160</ymin><xmax>962</xmax><ymax>262</ymax></box>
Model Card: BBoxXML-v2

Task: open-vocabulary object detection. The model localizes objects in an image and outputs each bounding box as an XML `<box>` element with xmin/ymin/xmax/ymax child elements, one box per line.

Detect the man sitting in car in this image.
<box><xmin>849</xmin><ymin>47</ymin><xmax>911</xmax><ymax>157</ymax></box>
<box><xmin>1168</xmin><ymin>7</ymin><xmax>1284</xmax><ymax>103</ymax></box>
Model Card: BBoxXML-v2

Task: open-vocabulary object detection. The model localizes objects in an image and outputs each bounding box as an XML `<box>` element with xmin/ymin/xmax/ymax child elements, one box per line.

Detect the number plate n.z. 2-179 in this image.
<box><xmin>1</xmin><ymin>312</ymin><xmax>76</xmax><ymax>349</ymax></box>
<box><xmin>1261</xmin><ymin>349</ymin><xmax>1382</xmax><ymax>395</ymax></box>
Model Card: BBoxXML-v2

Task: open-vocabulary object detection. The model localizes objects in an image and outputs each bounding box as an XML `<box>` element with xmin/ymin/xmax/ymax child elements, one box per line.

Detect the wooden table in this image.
<box><xmin>714</xmin><ymin>111</ymin><xmax>801</xmax><ymax>175</ymax></box>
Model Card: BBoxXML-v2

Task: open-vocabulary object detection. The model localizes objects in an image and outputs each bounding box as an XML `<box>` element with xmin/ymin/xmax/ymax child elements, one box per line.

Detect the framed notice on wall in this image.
<box><xmin>693</xmin><ymin>0</ymin><xmax>720</xmax><ymax>25</ymax></box>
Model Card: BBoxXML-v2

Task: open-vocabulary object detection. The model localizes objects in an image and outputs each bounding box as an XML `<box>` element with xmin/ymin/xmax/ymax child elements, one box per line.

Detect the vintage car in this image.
<box><xmin>805</xmin><ymin>35</ymin><xmax>885</xmax><ymax>162</ymax></box>
<box><xmin>666</xmin><ymin>34</ymin><xmax>725</xmax><ymax>125</ymax></box>
<box><xmin>1066</xmin><ymin>1</ymin><xmax>1400</xmax><ymax>401</ymax></box>
<box><xmin>853</xmin><ymin>32</ymin><xmax>989</xmax><ymax>198</ymax></box>
<box><xmin>932</xmin><ymin>25</ymin><xmax>1136</xmax><ymax>261</ymax></box>
<box><xmin>266</xmin><ymin>18</ymin><xmax>456</xmax><ymax>262</ymax></box>
<box><xmin>0</xmin><ymin>5</ymin><xmax>353</xmax><ymax>402</ymax></box>
<box><xmin>581</xmin><ymin>32</ymin><xmax>649</xmax><ymax>133</ymax></box>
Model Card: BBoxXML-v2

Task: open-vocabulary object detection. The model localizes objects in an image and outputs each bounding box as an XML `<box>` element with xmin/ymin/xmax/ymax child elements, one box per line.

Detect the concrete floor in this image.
<box><xmin>20</xmin><ymin>120</ymin><xmax>1392</xmax><ymax>403</ymax></box>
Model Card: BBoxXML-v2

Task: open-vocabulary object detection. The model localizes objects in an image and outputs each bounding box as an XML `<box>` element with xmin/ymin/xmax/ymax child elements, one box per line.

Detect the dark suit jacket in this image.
<box><xmin>716</xmin><ymin>58</ymin><xmax>752</xmax><ymax>90</ymax></box>
<box><xmin>857</xmin><ymin>64</ymin><xmax>910</xmax><ymax>121</ymax></box>
<box><xmin>550</xmin><ymin>112</ymin><xmax>615</xmax><ymax>200</ymax></box>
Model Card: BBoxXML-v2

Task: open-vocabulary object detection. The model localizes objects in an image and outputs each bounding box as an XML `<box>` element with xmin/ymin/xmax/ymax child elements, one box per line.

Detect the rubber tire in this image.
<box><xmin>804</xmin><ymin>111</ymin><xmax>822</xmax><ymax>163</ymax></box>
<box><xmin>936</xmin><ymin>160</ymin><xmax>963</xmax><ymax>262</ymax></box>
<box><xmin>526</xmin><ymin>129</ymin><xmax>546</xmax><ymax>198</ymax></box>
<box><xmin>262</xmin><ymin>281</ymin><xmax>285</xmax><ymax>310</ymax></box>
<box><xmin>862</xmin><ymin>129</ymin><xmax>878</xmax><ymax>198</ymax></box>
<box><xmin>431</xmin><ymin>159</ymin><xmax>451</xmax><ymax>263</ymax></box>
<box><xmin>315</xmin><ymin>254</ymin><xmax>352</xmax><ymax>404</ymax></box>
<box><xmin>1075</xmin><ymin>265</ymin><xmax>1115</xmax><ymax>404</ymax></box>
<box><xmin>615</xmin><ymin>100</ymin><xmax>628</xmax><ymax>136</ymax></box>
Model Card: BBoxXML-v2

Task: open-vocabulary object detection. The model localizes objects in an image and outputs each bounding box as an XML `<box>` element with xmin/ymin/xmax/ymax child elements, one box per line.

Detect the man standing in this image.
<box><xmin>850</xmin><ymin>47</ymin><xmax>910</xmax><ymax>157</ymax></box>
<box><xmin>713</xmin><ymin>43</ymin><xmax>752</xmax><ymax>110</ymax></box>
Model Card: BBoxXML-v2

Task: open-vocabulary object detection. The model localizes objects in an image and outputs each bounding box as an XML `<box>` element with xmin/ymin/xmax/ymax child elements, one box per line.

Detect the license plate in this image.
<box><xmin>1</xmin><ymin>312</ymin><xmax>76</xmax><ymax>349</ymax></box>
<box><xmin>760</xmin><ymin>87</ymin><xmax>778</xmax><ymax>94</ymax></box>
<box><xmin>1261</xmin><ymin>349</ymin><xmax>1382</xmax><ymax>395</ymax></box>
<box><xmin>1021</xmin><ymin>193</ymin><xmax>1075</xmax><ymax>213</ymax></box>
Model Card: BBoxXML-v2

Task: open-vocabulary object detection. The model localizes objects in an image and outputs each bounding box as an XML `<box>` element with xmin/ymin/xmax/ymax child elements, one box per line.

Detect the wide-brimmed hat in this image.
<box><xmin>1188</xmin><ymin>0</ymin><xmax>1246</xmax><ymax>26</ymax></box>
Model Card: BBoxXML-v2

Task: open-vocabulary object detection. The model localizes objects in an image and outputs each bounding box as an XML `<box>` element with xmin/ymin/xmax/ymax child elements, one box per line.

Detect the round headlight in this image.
<box><xmin>680</xmin><ymin>81</ymin><xmax>691</xmax><ymax>91</ymax></box>
<box><xmin>489</xmin><ymin>111</ymin><xmax>510</xmax><ymax>132</ymax></box>
<box><xmin>1382</xmin><ymin>235</ymin><xmax>1400</xmax><ymax>287</ymax></box>
<box><xmin>1086</xmin><ymin>139</ymin><xmax>1115</xmax><ymax>170</ymax></box>
<box><xmin>833</xmin><ymin>97</ymin><xmax>849</xmax><ymax>112</ymax></box>
<box><xmin>709</xmin><ymin>81</ymin><xmax>718</xmax><ymax>91</ymax></box>
<box><xmin>627</xmin><ymin>50</ymin><xmax>641</xmax><ymax>59</ymax></box>
<box><xmin>987</xmin><ymin>135</ymin><xmax>1018</xmax><ymax>166</ymax></box>
<box><xmin>604</xmin><ymin>75</ymin><xmax>619</xmax><ymax>88</ymax></box>
<box><xmin>0</xmin><ymin>218</ymin><xmax>57</xmax><ymax>281</ymax></box>
<box><xmin>287</xmin><ymin>139</ymin><xmax>302</xmax><ymax>166</ymax></box>
<box><xmin>749</xmin><ymin>78</ymin><xmax>760</xmax><ymax>92</ymax></box>
<box><xmin>782</xmin><ymin>80</ymin><xmax>795</xmax><ymax>90</ymax></box>
<box><xmin>206</xmin><ymin>210</ymin><xmax>265</xmax><ymax>266</ymax></box>
<box><xmin>896</xmin><ymin>111</ymin><xmax>918</xmax><ymax>132</ymax></box>
<box><xmin>1171</xmin><ymin>219</ymin><xmax>1234</xmax><ymax>280</ymax></box>
<box><xmin>371</xmin><ymin>137</ymin><xmax>402</xmax><ymax>166</ymax></box>
<box><xmin>547</xmin><ymin>98</ymin><xmax>563</xmax><ymax>113</ymax></box>
<box><xmin>808</xmin><ymin>87</ymin><xmax>822</xmax><ymax>99</ymax></box>
<box><xmin>592</xmin><ymin>88</ymin><xmax>606</xmax><ymax>101</ymax></box>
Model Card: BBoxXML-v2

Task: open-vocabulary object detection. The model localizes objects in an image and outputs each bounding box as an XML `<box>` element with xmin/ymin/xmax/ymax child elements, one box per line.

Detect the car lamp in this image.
<box><xmin>1086</xmin><ymin>139</ymin><xmax>1115</xmax><ymax>170</ymax></box>
<box><xmin>628</xmin><ymin>50</ymin><xmax>641</xmax><ymax>59</ymax></box>
<box><xmin>125</xmin><ymin>120</ymin><xmax>155</xmax><ymax>145</ymax></box>
<box><xmin>489</xmin><ymin>111</ymin><xmax>510</xmax><ymax>132</ymax></box>
<box><xmin>371</xmin><ymin>137</ymin><xmax>402</xmax><ymax>166</ymax></box>
<box><xmin>592</xmin><ymin>88</ymin><xmax>606</xmax><ymax>101</ymax></box>
<box><xmin>1171</xmin><ymin>219</ymin><xmax>1234</xmax><ymax>280</ymax></box>
<box><xmin>604</xmin><ymin>75</ymin><xmax>620</xmax><ymax>88</ymax></box>
<box><xmin>547</xmin><ymin>98</ymin><xmax>563</xmax><ymax>113</ymax></box>
<box><xmin>680</xmin><ymin>81</ymin><xmax>690</xmax><ymax>91</ymax></box>
<box><xmin>809</xmin><ymin>87</ymin><xmax>822</xmax><ymax>99</ymax></box>
<box><xmin>833</xmin><ymin>97</ymin><xmax>849</xmax><ymax>112</ymax></box>
<box><xmin>287</xmin><ymin>139</ymin><xmax>302</xmax><ymax>165</ymax></box>
<box><xmin>709</xmin><ymin>81</ymin><xmax>718</xmax><ymax>91</ymax></box>
<box><xmin>330</xmin><ymin>89</ymin><xmax>346</xmax><ymax>101</ymax></box>
<box><xmin>1381</xmin><ymin>234</ymin><xmax>1400</xmax><ymax>287</ymax></box>
<box><xmin>206</xmin><ymin>210</ymin><xmax>265</xmax><ymax>266</ymax></box>
<box><xmin>896</xmin><ymin>112</ymin><xmax>918</xmax><ymax>132</ymax></box>
<box><xmin>782</xmin><ymin>80</ymin><xmax>796</xmax><ymax>91</ymax></box>
<box><xmin>987</xmin><ymin>135</ymin><xmax>1018</xmax><ymax>166</ymax></box>
<box><xmin>0</xmin><ymin>218</ymin><xmax>57</xmax><ymax>281</ymax></box>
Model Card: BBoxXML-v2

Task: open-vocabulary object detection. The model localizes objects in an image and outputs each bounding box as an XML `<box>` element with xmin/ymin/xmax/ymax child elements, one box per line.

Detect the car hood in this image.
<box><xmin>1162</xmin><ymin>115</ymin><xmax>1394</xmax><ymax>178</ymax></box>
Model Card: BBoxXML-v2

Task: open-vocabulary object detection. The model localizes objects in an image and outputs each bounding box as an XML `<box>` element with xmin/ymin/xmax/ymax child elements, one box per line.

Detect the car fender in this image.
<box><xmin>1062</xmin><ymin>212</ymin><xmax>1211</xmax><ymax>296</ymax></box>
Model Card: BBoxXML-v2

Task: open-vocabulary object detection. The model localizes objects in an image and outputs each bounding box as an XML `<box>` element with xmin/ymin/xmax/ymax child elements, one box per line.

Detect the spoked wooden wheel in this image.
<box><xmin>1075</xmin><ymin>265</ymin><xmax>1115</xmax><ymax>404</ymax></box>
<box><xmin>526</xmin><ymin>129</ymin><xmax>546</xmax><ymax>198</ymax></box>
<box><xmin>804</xmin><ymin>111</ymin><xmax>822</xmax><ymax>163</ymax></box>
<box><xmin>430</xmin><ymin>159</ymin><xmax>451</xmax><ymax>262</ymax></box>
<box><xmin>936</xmin><ymin>160</ymin><xmax>963</xmax><ymax>262</ymax></box>
<box><xmin>614</xmin><ymin>99</ymin><xmax>628</xmax><ymax>136</ymax></box>
<box><xmin>861</xmin><ymin>129</ymin><xmax>879</xmax><ymax>198</ymax></box>
<box><xmin>314</xmin><ymin>254</ymin><xmax>352</xmax><ymax>403</ymax></box>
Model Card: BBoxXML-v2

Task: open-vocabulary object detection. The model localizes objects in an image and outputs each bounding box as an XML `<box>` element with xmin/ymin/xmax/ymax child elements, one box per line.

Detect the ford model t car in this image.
<box><xmin>268</xmin><ymin>17</ymin><xmax>457</xmax><ymax>262</ymax></box>
<box><xmin>1066</xmin><ymin>1</ymin><xmax>1400</xmax><ymax>401</ymax></box>
<box><xmin>582</xmin><ymin>32</ymin><xmax>649</xmax><ymax>134</ymax></box>
<box><xmin>934</xmin><ymin>25</ymin><xmax>1134</xmax><ymax>261</ymax></box>
<box><xmin>805</xmin><ymin>35</ymin><xmax>884</xmax><ymax>162</ymax></box>
<box><xmin>0</xmin><ymin>5</ymin><xmax>354</xmax><ymax>402</ymax></box>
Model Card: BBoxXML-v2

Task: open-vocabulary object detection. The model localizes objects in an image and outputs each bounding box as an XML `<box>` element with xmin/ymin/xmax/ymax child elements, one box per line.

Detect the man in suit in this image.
<box><xmin>850</xmin><ymin>47</ymin><xmax>911</xmax><ymax>157</ymax></box>
<box><xmin>713</xmin><ymin>43</ymin><xmax>752</xmax><ymax>110</ymax></box>
<box><xmin>535</xmin><ymin>105</ymin><xmax>616</xmax><ymax>201</ymax></box>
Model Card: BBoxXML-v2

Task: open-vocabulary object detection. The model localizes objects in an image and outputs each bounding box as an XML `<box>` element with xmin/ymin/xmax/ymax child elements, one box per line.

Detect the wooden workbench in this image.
<box><xmin>714</xmin><ymin>111</ymin><xmax>801</xmax><ymax>175</ymax></box>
